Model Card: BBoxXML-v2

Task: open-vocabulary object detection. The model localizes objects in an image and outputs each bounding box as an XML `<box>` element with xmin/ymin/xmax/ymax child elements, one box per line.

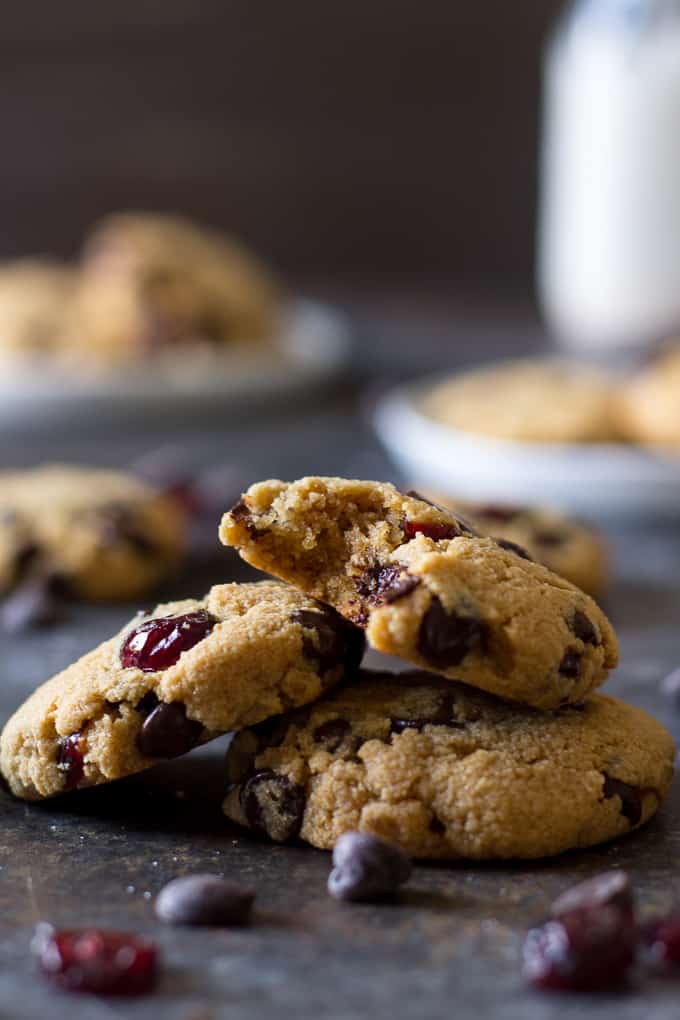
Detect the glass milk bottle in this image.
<box><xmin>538</xmin><ymin>0</ymin><xmax>680</xmax><ymax>353</ymax></box>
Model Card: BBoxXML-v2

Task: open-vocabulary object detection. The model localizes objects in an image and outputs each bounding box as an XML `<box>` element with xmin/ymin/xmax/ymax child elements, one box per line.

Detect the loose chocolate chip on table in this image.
<box><xmin>569</xmin><ymin>610</ymin><xmax>599</xmax><ymax>646</ymax></box>
<box><xmin>417</xmin><ymin>596</ymin><xmax>487</xmax><ymax>668</ymax></box>
<box><xmin>355</xmin><ymin>564</ymin><xmax>420</xmax><ymax>607</ymax></box>
<box><xmin>240</xmin><ymin>769</ymin><xmax>306</xmax><ymax>843</ymax></box>
<box><xmin>558</xmin><ymin>648</ymin><xmax>582</xmax><ymax>678</ymax></box>
<box><xmin>291</xmin><ymin>608</ymin><xmax>365</xmax><ymax>674</ymax></box>
<box><xmin>137</xmin><ymin>702</ymin><xmax>203</xmax><ymax>758</ymax></box>
<box><xmin>495</xmin><ymin>538</ymin><xmax>532</xmax><ymax>561</ymax></box>
<box><xmin>313</xmin><ymin>718</ymin><xmax>351</xmax><ymax>751</ymax></box>
<box><xmin>327</xmin><ymin>832</ymin><xmax>412</xmax><ymax>903</ymax></box>
<box><xmin>32</xmin><ymin>923</ymin><xmax>158</xmax><ymax>996</ymax></box>
<box><xmin>155</xmin><ymin>874</ymin><xmax>255</xmax><ymax>926</ymax></box>
<box><xmin>57</xmin><ymin>733</ymin><xmax>85</xmax><ymax>790</ymax></box>
<box><xmin>602</xmin><ymin>774</ymin><xmax>643</xmax><ymax>827</ymax></box>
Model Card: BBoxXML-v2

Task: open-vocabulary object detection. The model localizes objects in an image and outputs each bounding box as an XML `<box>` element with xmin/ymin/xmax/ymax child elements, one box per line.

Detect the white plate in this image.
<box><xmin>374</xmin><ymin>378</ymin><xmax>680</xmax><ymax>521</ymax></box>
<box><xmin>0</xmin><ymin>299</ymin><xmax>351</xmax><ymax>429</ymax></box>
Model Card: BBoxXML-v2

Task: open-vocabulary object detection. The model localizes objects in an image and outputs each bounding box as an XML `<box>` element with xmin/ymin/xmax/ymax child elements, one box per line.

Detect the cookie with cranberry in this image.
<box><xmin>422</xmin><ymin>359</ymin><xmax>621</xmax><ymax>443</ymax></box>
<box><xmin>425</xmin><ymin>495</ymin><xmax>609</xmax><ymax>596</ymax></box>
<box><xmin>220</xmin><ymin>478</ymin><xmax>618</xmax><ymax>709</ymax></box>
<box><xmin>0</xmin><ymin>464</ymin><xmax>186</xmax><ymax>602</ymax></box>
<box><xmin>0</xmin><ymin>581</ymin><xmax>364</xmax><ymax>799</ymax></box>
<box><xmin>617</xmin><ymin>344</ymin><xmax>680</xmax><ymax>447</ymax></box>
<box><xmin>223</xmin><ymin>670</ymin><xmax>674</xmax><ymax>859</ymax></box>
<box><xmin>76</xmin><ymin>212</ymin><xmax>280</xmax><ymax>363</ymax></box>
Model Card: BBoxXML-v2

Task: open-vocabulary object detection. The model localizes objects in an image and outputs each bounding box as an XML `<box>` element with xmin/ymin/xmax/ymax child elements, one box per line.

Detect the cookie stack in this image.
<box><xmin>1</xmin><ymin>478</ymin><xmax>674</xmax><ymax>861</ymax></box>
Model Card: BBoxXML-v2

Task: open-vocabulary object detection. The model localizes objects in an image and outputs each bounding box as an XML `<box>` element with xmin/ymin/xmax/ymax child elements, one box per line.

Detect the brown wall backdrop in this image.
<box><xmin>0</xmin><ymin>1</ymin><xmax>563</xmax><ymax>287</ymax></box>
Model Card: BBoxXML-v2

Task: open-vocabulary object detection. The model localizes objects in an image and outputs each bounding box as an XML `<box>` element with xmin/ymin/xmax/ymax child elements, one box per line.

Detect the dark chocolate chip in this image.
<box><xmin>251</xmin><ymin>714</ymin><xmax>291</xmax><ymax>750</ymax></box>
<box><xmin>313</xmin><ymin>718</ymin><xmax>351</xmax><ymax>751</ymax></box>
<box><xmin>93</xmin><ymin>504</ymin><xmax>157</xmax><ymax>557</ymax></box>
<box><xmin>155</xmin><ymin>874</ymin><xmax>255</xmax><ymax>926</ymax></box>
<box><xmin>355</xmin><ymin>565</ymin><xmax>420</xmax><ymax>607</ymax></box>
<box><xmin>137</xmin><ymin>701</ymin><xmax>203</xmax><ymax>758</ymax></box>
<box><xmin>532</xmin><ymin>529</ymin><xmax>566</xmax><ymax>548</ymax></box>
<box><xmin>559</xmin><ymin>648</ymin><xmax>583</xmax><ymax>678</ymax></box>
<box><xmin>495</xmin><ymin>538</ymin><xmax>533</xmax><ymax>561</ymax></box>
<box><xmin>570</xmin><ymin>610</ymin><xmax>599</xmax><ymax>646</ymax></box>
<box><xmin>291</xmin><ymin>608</ymin><xmax>365</xmax><ymax>674</ymax></box>
<box><xmin>390</xmin><ymin>695</ymin><xmax>460</xmax><ymax>734</ymax></box>
<box><xmin>135</xmin><ymin>691</ymin><xmax>160</xmax><ymax>717</ymax></box>
<box><xmin>429</xmin><ymin>815</ymin><xmax>446</xmax><ymax>835</ymax></box>
<box><xmin>228</xmin><ymin>497</ymin><xmax>258</xmax><ymax>537</ymax></box>
<box><xmin>602</xmin><ymin>774</ymin><xmax>643</xmax><ymax>827</ymax></box>
<box><xmin>327</xmin><ymin>831</ymin><xmax>412</xmax><ymax>902</ymax></box>
<box><xmin>417</xmin><ymin>595</ymin><xmax>487</xmax><ymax>668</ymax></box>
<box><xmin>240</xmin><ymin>770</ymin><xmax>306</xmax><ymax>843</ymax></box>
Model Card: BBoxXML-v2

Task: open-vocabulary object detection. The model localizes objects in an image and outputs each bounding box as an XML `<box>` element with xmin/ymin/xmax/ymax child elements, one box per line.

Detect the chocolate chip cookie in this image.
<box><xmin>0</xmin><ymin>464</ymin><xmax>186</xmax><ymax>602</ymax></box>
<box><xmin>77</xmin><ymin>212</ymin><xmax>280</xmax><ymax>362</ymax></box>
<box><xmin>425</xmin><ymin>495</ymin><xmax>609</xmax><ymax>596</ymax></box>
<box><xmin>422</xmin><ymin>359</ymin><xmax>621</xmax><ymax>443</ymax></box>
<box><xmin>0</xmin><ymin>581</ymin><xmax>364</xmax><ymax>799</ymax></box>
<box><xmin>0</xmin><ymin>259</ymin><xmax>79</xmax><ymax>362</ymax></box>
<box><xmin>220</xmin><ymin>478</ymin><xmax>618</xmax><ymax>709</ymax></box>
<box><xmin>617</xmin><ymin>344</ymin><xmax>680</xmax><ymax>448</ymax></box>
<box><xmin>223</xmin><ymin>671</ymin><xmax>674</xmax><ymax>859</ymax></box>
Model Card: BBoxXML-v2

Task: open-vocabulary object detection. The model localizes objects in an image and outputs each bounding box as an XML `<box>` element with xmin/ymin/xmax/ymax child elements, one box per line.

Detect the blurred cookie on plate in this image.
<box><xmin>0</xmin><ymin>259</ymin><xmax>79</xmax><ymax>360</ymax></box>
<box><xmin>76</xmin><ymin>212</ymin><xmax>281</xmax><ymax>364</ymax></box>
<box><xmin>422</xmin><ymin>494</ymin><xmax>609</xmax><ymax>597</ymax></box>
<box><xmin>0</xmin><ymin>464</ymin><xmax>186</xmax><ymax>602</ymax></box>
<box><xmin>616</xmin><ymin>344</ymin><xmax>680</xmax><ymax>448</ymax></box>
<box><xmin>423</xmin><ymin>359</ymin><xmax>622</xmax><ymax>444</ymax></box>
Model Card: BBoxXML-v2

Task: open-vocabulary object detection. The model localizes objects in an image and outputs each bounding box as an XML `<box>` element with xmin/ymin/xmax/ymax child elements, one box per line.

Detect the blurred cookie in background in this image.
<box><xmin>0</xmin><ymin>464</ymin><xmax>186</xmax><ymax>605</ymax></box>
<box><xmin>616</xmin><ymin>344</ymin><xmax>680</xmax><ymax>448</ymax></box>
<box><xmin>423</xmin><ymin>359</ymin><xmax>622</xmax><ymax>444</ymax></box>
<box><xmin>0</xmin><ymin>259</ymin><xmax>79</xmax><ymax>362</ymax></box>
<box><xmin>423</xmin><ymin>494</ymin><xmax>609</xmax><ymax>597</ymax></box>
<box><xmin>76</xmin><ymin>212</ymin><xmax>281</xmax><ymax>365</ymax></box>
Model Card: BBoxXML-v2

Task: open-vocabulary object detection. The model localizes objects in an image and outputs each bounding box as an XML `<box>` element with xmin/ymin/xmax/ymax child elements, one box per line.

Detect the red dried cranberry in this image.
<box><xmin>33</xmin><ymin>925</ymin><xmax>158</xmax><ymax>996</ymax></box>
<box><xmin>120</xmin><ymin>610</ymin><xmax>216</xmax><ymax>672</ymax></box>
<box><xmin>404</xmin><ymin>520</ymin><xmax>460</xmax><ymax>542</ymax></box>
<box><xmin>57</xmin><ymin>734</ymin><xmax>84</xmax><ymax>790</ymax></box>
<box><xmin>524</xmin><ymin>871</ymin><xmax>637</xmax><ymax>992</ymax></box>
<box><xmin>641</xmin><ymin>912</ymin><xmax>680</xmax><ymax>966</ymax></box>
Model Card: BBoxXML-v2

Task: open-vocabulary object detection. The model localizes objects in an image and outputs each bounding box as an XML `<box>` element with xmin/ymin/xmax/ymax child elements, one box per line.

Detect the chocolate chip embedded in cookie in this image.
<box><xmin>222</xmin><ymin>671</ymin><xmax>675</xmax><ymax>860</ymax></box>
<box><xmin>0</xmin><ymin>581</ymin><xmax>364</xmax><ymax>800</ymax></box>
<box><xmin>220</xmin><ymin>477</ymin><xmax>618</xmax><ymax>709</ymax></box>
<box><xmin>0</xmin><ymin>465</ymin><xmax>187</xmax><ymax>603</ymax></box>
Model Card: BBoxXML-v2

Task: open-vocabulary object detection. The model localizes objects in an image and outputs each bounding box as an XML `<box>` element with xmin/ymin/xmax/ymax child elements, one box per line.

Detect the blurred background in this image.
<box><xmin>0</xmin><ymin>1</ymin><xmax>560</xmax><ymax>291</ymax></box>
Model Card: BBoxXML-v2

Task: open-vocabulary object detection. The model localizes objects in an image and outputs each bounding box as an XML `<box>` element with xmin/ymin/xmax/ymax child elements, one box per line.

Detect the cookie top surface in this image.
<box><xmin>617</xmin><ymin>345</ymin><xmax>680</xmax><ymax>447</ymax></box>
<box><xmin>220</xmin><ymin>477</ymin><xmax>618</xmax><ymax>709</ymax></box>
<box><xmin>425</xmin><ymin>494</ymin><xmax>609</xmax><ymax>596</ymax></box>
<box><xmin>421</xmin><ymin>359</ymin><xmax>621</xmax><ymax>443</ymax></box>
<box><xmin>0</xmin><ymin>259</ymin><xmax>79</xmax><ymax>356</ymax></box>
<box><xmin>223</xmin><ymin>670</ymin><xmax>674</xmax><ymax>859</ymax></box>
<box><xmin>0</xmin><ymin>464</ymin><xmax>186</xmax><ymax>601</ymax></box>
<box><xmin>76</xmin><ymin>212</ymin><xmax>280</xmax><ymax>361</ymax></box>
<box><xmin>0</xmin><ymin>581</ymin><xmax>364</xmax><ymax>800</ymax></box>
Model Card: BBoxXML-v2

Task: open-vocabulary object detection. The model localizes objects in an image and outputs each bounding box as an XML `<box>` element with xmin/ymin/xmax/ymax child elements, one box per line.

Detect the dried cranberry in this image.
<box><xmin>57</xmin><ymin>734</ymin><xmax>84</xmax><ymax>790</ymax></box>
<box><xmin>641</xmin><ymin>912</ymin><xmax>680</xmax><ymax>966</ymax></box>
<box><xmin>120</xmin><ymin>610</ymin><xmax>216</xmax><ymax>672</ymax></box>
<box><xmin>33</xmin><ymin>925</ymin><xmax>158</xmax><ymax>996</ymax></box>
<box><xmin>404</xmin><ymin>520</ymin><xmax>460</xmax><ymax>542</ymax></box>
<box><xmin>552</xmin><ymin>871</ymin><xmax>634</xmax><ymax>920</ymax></box>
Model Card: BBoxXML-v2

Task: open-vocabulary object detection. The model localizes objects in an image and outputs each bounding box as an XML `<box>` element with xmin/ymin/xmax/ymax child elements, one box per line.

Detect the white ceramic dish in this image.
<box><xmin>374</xmin><ymin>378</ymin><xmax>680</xmax><ymax>521</ymax></box>
<box><xmin>0</xmin><ymin>299</ymin><xmax>351</xmax><ymax>429</ymax></box>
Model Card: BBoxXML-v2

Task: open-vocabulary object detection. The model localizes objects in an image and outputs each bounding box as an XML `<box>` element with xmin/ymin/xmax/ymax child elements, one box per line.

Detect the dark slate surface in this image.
<box><xmin>1</xmin><ymin>294</ymin><xmax>679</xmax><ymax>1019</ymax></box>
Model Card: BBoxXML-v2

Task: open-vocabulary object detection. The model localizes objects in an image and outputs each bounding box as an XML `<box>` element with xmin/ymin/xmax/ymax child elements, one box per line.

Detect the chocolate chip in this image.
<box><xmin>155</xmin><ymin>874</ymin><xmax>255</xmax><ymax>926</ymax></box>
<box><xmin>251</xmin><ymin>714</ymin><xmax>290</xmax><ymax>749</ymax></box>
<box><xmin>291</xmin><ymin>608</ymin><xmax>365</xmax><ymax>674</ymax></box>
<box><xmin>355</xmin><ymin>565</ymin><xmax>420</xmax><ymax>607</ymax></box>
<box><xmin>327</xmin><ymin>832</ymin><xmax>412</xmax><ymax>902</ymax></box>
<box><xmin>240</xmin><ymin>770</ymin><xmax>306</xmax><ymax>842</ymax></box>
<box><xmin>559</xmin><ymin>648</ymin><xmax>583</xmax><ymax>678</ymax></box>
<box><xmin>228</xmin><ymin>497</ymin><xmax>258</xmax><ymax>537</ymax></box>
<box><xmin>570</xmin><ymin>610</ymin><xmax>599</xmax><ymax>646</ymax></box>
<box><xmin>390</xmin><ymin>695</ymin><xmax>460</xmax><ymax>734</ymax></box>
<box><xmin>313</xmin><ymin>718</ymin><xmax>351</xmax><ymax>751</ymax></box>
<box><xmin>602</xmin><ymin>775</ymin><xmax>642</xmax><ymax>827</ymax></box>
<box><xmin>495</xmin><ymin>538</ymin><xmax>532</xmax><ymax>561</ymax></box>
<box><xmin>533</xmin><ymin>529</ymin><xmax>566</xmax><ymax>548</ymax></box>
<box><xmin>137</xmin><ymin>701</ymin><xmax>203</xmax><ymax>758</ymax></box>
<box><xmin>93</xmin><ymin>504</ymin><xmax>157</xmax><ymax>557</ymax></box>
<box><xmin>429</xmin><ymin>815</ymin><xmax>446</xmax><ymax>835</ymax></box>
<box><xmin>135</xmin><ymin>691</ymin><xmax>160</xmax><ymax>717</ymax></box>
<box><xmin>0</xmin><ymin>573</ymin><xmax>68</xmax><ymax>632</ymax></box>
<box><xmin>417</xmin><ymin>596</ymin><xmax>487</xmax><ymax>668</ymax></box>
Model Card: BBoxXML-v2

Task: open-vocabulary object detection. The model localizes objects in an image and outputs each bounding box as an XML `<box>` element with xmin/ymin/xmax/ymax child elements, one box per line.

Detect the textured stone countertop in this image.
<box><xmin>1</xmin><ymin>291</ymin><xmax>679</xmax><ymax>1019</ymax></box>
